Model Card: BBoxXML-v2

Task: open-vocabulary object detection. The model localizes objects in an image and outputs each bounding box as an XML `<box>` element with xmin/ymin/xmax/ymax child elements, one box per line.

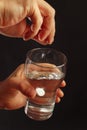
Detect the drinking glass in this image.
<box><xmin>24</xmin><ymin>48</ymin><xmax>67</xmax><ymax>121</ymax></box>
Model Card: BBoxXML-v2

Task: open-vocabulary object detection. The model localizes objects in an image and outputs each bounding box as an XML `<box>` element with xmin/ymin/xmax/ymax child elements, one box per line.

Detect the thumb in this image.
<box><xmin>7</xmin><ymin>77</ymin><xmax>36</xmax><ymax>98</ymax></box>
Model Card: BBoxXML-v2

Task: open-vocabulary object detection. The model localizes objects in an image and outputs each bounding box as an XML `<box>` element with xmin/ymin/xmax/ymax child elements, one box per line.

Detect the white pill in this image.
<box><xmin>36</xmin><ymin>88</ymin><xmax>45</xmax><ymax>96</ymax></box>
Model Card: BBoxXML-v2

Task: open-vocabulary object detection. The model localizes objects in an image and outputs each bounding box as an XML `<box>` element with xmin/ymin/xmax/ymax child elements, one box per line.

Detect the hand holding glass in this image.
<box><xmin>24</xmin><ymin>48</ymin><xmax>67</xmax><ymax>121</ymax></box>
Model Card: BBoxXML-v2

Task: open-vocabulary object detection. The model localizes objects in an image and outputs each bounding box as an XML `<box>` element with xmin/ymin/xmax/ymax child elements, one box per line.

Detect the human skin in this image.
<box><xmin>0</xmin><ymin>0</ymin><xmax>55</xmax><ymax>44</ymax></box>
<box><xmin>0</xmin><ymin>64</ymin><xmax>65</xmax><ymax>110</ymax></box>
<box><xmin>0</xmin><ymin>0</ymin><xmax>66</xmax><ymax>110</ymax></box>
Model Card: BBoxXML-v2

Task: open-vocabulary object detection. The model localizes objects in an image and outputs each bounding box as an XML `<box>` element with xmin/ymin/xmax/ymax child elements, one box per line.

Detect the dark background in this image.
<box><xmin>0</xmin><ymin>0</ymin><xmax>87</xmax><ymax>130</ymax></box>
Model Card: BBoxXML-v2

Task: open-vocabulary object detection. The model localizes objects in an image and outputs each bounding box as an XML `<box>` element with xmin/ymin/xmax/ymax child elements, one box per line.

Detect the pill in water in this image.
<box><xmin>36</xmin><ymin>88</ymin><xmax>45</xmax><ymax>96</ymax></box>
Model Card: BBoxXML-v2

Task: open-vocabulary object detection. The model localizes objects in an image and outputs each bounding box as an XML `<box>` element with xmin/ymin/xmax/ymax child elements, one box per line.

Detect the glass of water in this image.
<box><xmin>24</xmin><ymin>48</ymin><xmax>67</xmax><ymax>121</ymax></box>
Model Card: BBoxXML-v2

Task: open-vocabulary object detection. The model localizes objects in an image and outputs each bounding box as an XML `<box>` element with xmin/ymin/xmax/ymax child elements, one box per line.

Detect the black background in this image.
<box><xmin>0</xmin><ymin>0</ymin><xmax>87</xmax><ymax>130</ymax></box>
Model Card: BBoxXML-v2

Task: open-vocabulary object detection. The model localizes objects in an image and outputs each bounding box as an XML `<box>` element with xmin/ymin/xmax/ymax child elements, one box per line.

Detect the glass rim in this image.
<box><xmin>26</xmin><ymin>48</ymin><xmax>67</xmax><ymax>68</ymax></box>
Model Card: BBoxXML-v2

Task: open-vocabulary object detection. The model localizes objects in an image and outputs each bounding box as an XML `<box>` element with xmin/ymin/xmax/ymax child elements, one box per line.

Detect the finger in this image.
<box><xmin>7</xmin><ymin>78</ymin><xmax>36</xmax><ymax>98</ymax></box>
<box><xmin>56</xmin><ymin>97</ymin><xmax>61</xmax><ymax>103</ymax></box>
<box><xmin>37</xmin><ymin>19</ymin><xmax>55</xmax><ymax>43</ymax></box>
<box><xmin>33</xmin><ymin>35</ymin><xmax>49</xmax><ymax>45</ymax></box>
<box><xmin>33</xmin><ymin>20</ymin><xmax>55</xmax><ymax>45</ymax></box>
<box><xmin>23</xmin><ymin>6</ymin><xmax>43</xmax><ymax>40</ymax></box>
<box><xmin>60</xmin><ymin>80</ymin><xmax>66</xmax><ymax>88</ymax></box>
<box><xmin>37</xmin><ymin>0</ymin><xmax>55</xmax><ymax>43</ymax></box>
<box><xmin>17</xmin><ymin>79</ymin><xmax>36</xmax><ymax>98</ymax></box>
<box><xmin>44</xmin><ymin>20</ymin><xmax>55</xmax><ymax>44</ymax></box>
<box><xmin>55</xmin><ymin>88</ymin><xmax>64</xmax><ymax>103</ymax></box>
<box><xmin>56</xmin><ymin>88</ymin><xmax>64</xmax><ymax>98</ymax></box>
<box><xmin>7</xmin><ymin>64</ymin><xmax>36</xmax><ymax>98</ymax></box>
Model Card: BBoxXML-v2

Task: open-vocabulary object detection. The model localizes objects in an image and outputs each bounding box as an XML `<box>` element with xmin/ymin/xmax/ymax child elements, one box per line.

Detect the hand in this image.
<box><xmin>0</xmin><ymin>0</ymin><xmax>55</xmax><ymax>45</ymax></box>
<box><xmin>0</xmin><ymin>64</ymin><xmax>36</xmax><ymax>110</ymax></box>
<box><xmin>0</xmin><ymin>64</ymin><xmax>66</xmax><ymax>110</ymax></box>
<box><xmin>56</xmin><ymin>81</ymin><xmax>66</xmax><ymax>103</ymax></box>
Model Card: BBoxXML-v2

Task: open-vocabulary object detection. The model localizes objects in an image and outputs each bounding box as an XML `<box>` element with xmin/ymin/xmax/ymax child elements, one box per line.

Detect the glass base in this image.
<box><xmin>26</xmin><ymin>110</ymin><xmax>53</xmax><ymax>121</ymax></box>
<box><xmin>24</xmin><ymin>101</ymin><xmax>54</xmax><ymax>121</ymax></box>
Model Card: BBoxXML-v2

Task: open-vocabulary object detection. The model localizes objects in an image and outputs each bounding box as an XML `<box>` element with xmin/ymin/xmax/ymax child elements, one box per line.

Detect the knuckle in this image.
<box><xmin>49</xmin><ymin>8</ymin><xmax>55</xmax><ymax>17</ymax></box>
<box><xmin>36</xmin><ymin>17</ymin><xmax>43</xmax><ymax>29</ymax></box>
<box><xmin>32</xmin><ymin>18</ymin><xmax>43</xmax><ymax>35</ymax></box>
<box><xmin>38</xmin><ymin>17</ymin><xmax>43</xmax><ymax>26</ymax></box>
<box><xmin>18</xmin><ymin>64</ymin><xmax>24</xmax><ymax>69</ymax></box>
